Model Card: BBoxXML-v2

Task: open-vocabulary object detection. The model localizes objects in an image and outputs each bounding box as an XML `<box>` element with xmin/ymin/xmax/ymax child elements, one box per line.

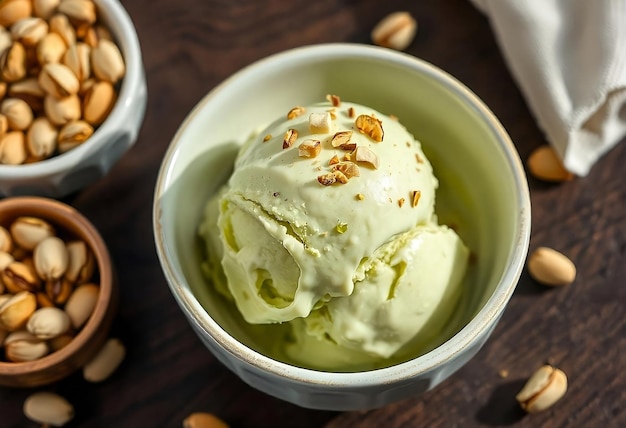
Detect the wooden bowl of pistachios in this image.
<box><xmin>0</xmin><ymin>0</ymin><xmax>147</xmax><ymax>198</ymax></box>
<box><xmin>0</xmin><ymin>196</ymin><xmax>117</xmax><ymax>387</ymax></box>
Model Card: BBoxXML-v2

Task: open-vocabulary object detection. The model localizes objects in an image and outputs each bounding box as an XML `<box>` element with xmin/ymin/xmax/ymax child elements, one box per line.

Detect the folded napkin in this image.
<box><xmin>471</xmin><ymin>0</ymin><xmax>626</xmax><ymax>176</ymax></box>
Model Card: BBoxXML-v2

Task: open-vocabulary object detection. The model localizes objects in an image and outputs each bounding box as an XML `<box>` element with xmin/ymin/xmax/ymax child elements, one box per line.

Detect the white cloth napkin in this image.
<box><xmin>470</xmin><ymin>0</ymin><xmax>626</xmax><ymax>176</ymax></box>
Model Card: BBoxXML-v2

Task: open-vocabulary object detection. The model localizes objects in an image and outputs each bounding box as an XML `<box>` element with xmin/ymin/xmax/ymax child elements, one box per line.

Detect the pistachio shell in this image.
<box><xmin>516</xmin><ymin>365</ymin><xmax>568</xmax><ymax>413</ymax></box>
<box><xmin>37</xmin><ymin>32</ymin><xmax>67</xmax><ymax>64</ymax></box>
<box><xmin>527</xmin><ymin>145</ymin><xmax>574</xmax><ymax>182</ymax></box>
<box><xmin>0</xmin><ymin>260</ymin><xmax>41</xmax><ymax>294</ymax></box>
<box><xmin>1</xmin><ymin>97</ymin><xmax>33</xmax><ymax>130</ymax></box>
<box><xmin>91</xmin><ymin>39</ymin><xmax>125</xmax><ymax>83</ymax></box>
<box><xmin>62</xmin><ymin>42</ymin><xmax>90</xmax><ymax>81</ymax></box>
<box><xmin>10</xmin><ymin>216</ymin><xmax>55</xmax><ymax>250</ymax></box>
<box><xmin>65</xmin><ymin>240</ymin><xmax>94</xmax><ymax>283</ymax></box>
<box><xmin>23</xmin><ymin>392</ymin><xmax>74</xmax><ymax>426</ymax></box>
<box><xmin>39</xmin><ymin>63</ymin><xmax>80</xmax><ymax>99</ymax></box>
<box><xmin>83</xmin><ymin>80</ymin><xmax>115</xmax><ymax>125</ymax></box>
<box><xmin>49</xmin><ymin>14</ymin><xmax>76</xmax><ymax>47</ymax></box>
<box><xmin>83</xmin><ymin>338</ymin><xmax>125</xmax><ymax>382</ymax></box>
<box><xmin>0</xmin><ymin>226</ymin><xmax>12</xmax><ymax>253</ymax></box>
<box><xmin>0</xmin><ymin>131</ymin><xmax>26</xmax><ymax>165</ymax></box>
<box><xmin>57</xmin><ymin>119</ymin><xmax>93</xmax><ymax>152</ymax></box>
<box><xmin>27</xmin><ymin>117</ymin><xmax>58</xmax><ymax>158</ymax></box>
<box><xmin>57</xmin><ymin>0</ymin><xmax>96</xmax><ymax>25</ymax></box>
<box><xmin>64</xmin><ymin>283</ymin><xmax>98</xmax><ymax>328</ymax></box>
<box><xmin>0</xmin><ymin>0</ymin><xmax>33</xmax><ymax>28</ymax></box>
<box><xmin>10</xmin><ymin>17</ymin><xmax>49</xmax><ymax>47</ymax></box>
<box><xmin>0</xmin><ymin>290</ymin><xmax>37</xmax><ymax>331</ymax></box>
<box><xmin>26</xmin><ymin>306</ymin><xmax>71</xmax><ymax>339</ymax></box>
<box><xmin>4</xmin><ymin>330</ymin><xmax>49</xmax><ymax>361</ymax></box>
<box><xmin>44</xmin><ymin>94</ymin><xmax>81</xmax><ymax>126</ymax></box>
<box><xmin>0</xmin><ymin>41</ymin><xmax>27</xmax><ymax>83</ymax></box>
<box><xmin>34</xmin><ymin>236</ymin><xmax>69</xmax><ymax>280</ymax></box>
<box><xmin>33</xmin><ymin>0</ymin><xmax>61</xmax><ymax>20</ymax></box>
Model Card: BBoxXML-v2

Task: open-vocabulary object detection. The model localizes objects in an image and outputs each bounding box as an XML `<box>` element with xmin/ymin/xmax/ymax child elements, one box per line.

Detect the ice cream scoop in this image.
<box><xmin>199</xmin><ymin>97</ymin><xmax>469</xmax><ymax>368</ymax></box>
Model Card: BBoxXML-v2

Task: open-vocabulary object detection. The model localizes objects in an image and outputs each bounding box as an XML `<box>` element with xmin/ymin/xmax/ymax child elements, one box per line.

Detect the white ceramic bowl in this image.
<box><xmin>0</xmin><ymin>0</ymin><xmax>147</xmax><ymax>198</ymax></box>
<box><xmin>153</xmin><ymin>43</ymin><xmax>531</xmax><ymax>411</ymax></box>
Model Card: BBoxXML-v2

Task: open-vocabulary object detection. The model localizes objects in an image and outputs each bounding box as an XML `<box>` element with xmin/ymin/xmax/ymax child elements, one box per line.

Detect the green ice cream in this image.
<box><xmin>198</xmin><ymin>98</ymin><xmax>469</xmax><ymax>370</ymax></box>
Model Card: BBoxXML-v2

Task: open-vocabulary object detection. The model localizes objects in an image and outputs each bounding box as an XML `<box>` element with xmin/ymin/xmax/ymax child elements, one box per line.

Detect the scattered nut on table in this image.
<box><xmin>371</xmin><ymin>11</ymin><xmax>417</xmax><ymax>51</ymax></box>
<box><xmin>0</xmin><ymin>215</ymin><xmax>100</xmax><ymax>363</ymax></box>
<box><xmin>23</xmin><ymin>391</ymin><xmax>75</xmax><ymax>427</ymax></box>
<box><xmin>0</xmin><ymin>0</ymin><xmax>126</xmax><ymax>165</ymax></box>
<box><xmin>183</xmin><ymin>412</ymin><xmax>230</xmax><ymax>428</ymax></box>
<box><xmin>527</xmin><ymin>145</ymin><xmax>574</xmax><ymax>182</ymax></box>
<box><xmin>83</xmin><ymin>337</ymin><xmax>125</xmax><ymax>382</ymax></box>
<box><xmin>516</xmin><ymin>365</ymin><xmax>568</xmax><ymax>413</ymax></box>
<box><xmin>527</xmin><ymin>246</ymin><xmax>576</xmax><ymax>286</ymax></box>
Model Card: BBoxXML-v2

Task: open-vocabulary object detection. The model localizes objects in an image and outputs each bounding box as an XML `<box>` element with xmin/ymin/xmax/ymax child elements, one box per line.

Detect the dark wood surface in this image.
<box><xmin>2</xmin><ymin>0</ymin><xmax>625</xmax><ymax>426</ymax></box>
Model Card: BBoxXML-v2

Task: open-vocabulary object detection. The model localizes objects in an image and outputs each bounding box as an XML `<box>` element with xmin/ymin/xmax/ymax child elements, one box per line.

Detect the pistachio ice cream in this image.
<box><xmin>199</xmin><ymin>97</ymin><xmax>469</xmax><ymax>370</ymax></box>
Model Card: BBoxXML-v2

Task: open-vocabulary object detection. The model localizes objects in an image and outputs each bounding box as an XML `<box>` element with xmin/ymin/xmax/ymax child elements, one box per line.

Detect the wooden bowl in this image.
<box><xmin>0</xmin><ymin>197</ymin><xmax>118</xmax><ymax>387</ymax></box>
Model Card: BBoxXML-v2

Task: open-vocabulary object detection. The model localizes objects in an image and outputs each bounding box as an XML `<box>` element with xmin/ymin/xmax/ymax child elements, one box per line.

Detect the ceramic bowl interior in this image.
<box><xmin>154</xmin><ymin>43</ymin><xmax>530</xmax><ymax>410</ymax></box>
<box><xmin>0</xmin><ymin>197</ymin><xmax>117</xmax><ymax>387</ymax></box>
<box><xmin>0</xmin><ymin>0</ymin><xmax>147</xmax><ymax>198</ymax></box>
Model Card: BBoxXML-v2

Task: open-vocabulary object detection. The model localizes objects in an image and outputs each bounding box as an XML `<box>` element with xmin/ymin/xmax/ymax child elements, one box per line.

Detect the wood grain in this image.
<box><xmin>1</xmin><ymin>0</ymin><xmax>624</xmax><ymax>427</ymax></box>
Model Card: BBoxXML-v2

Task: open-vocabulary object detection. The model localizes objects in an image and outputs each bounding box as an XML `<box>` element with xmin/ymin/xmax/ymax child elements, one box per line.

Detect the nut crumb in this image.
<box><xmin>411</xmin><ymin>190</ymin><xmax>421</xmax><ymax>207</ymax></box>
<box><xmin>356</xmin><ymin>193</ymin><xmax>365</xmax><ymax>200</ymax></box>
<box><xmin>298</xmin><ymin>139</ymin><xmax>321</xmax><ymax>158</ymax></box>
<box><xmin>343</xmin><ymin>153</ymin><xmax>352</xmax><ymax>161</ymax></box>
<box><xmin>347</xmin><ymin>107</ymin><xmax>355</xmax><ymax>118</ymax></box>
<box><xmin>335</xmin><ymin>221</ymin><xmax>348</xmax><ymax>234</ymax></box>
<box><xmin>326</xmin><ymin>94</ymin><xmax>341</xmax><ymax>107</ymax></box>
<box><xmin>327</xmin><ymin>109</ymin><xmax>337</xmax><ymax>120</ymax></box>
<box><xmin>355</xmin><ymin>114</ymin><xmax>384</xmax><ymax>142</ymax></box>
<box><xmin>398</xmin><ymin>198</ymin><xmax>405</xmax><ymax>207</ymax></box>
<box><xmin>389</xmin><ymin>114</ymin><xmax>398</xmax><ymax>121</ymax></box>
<box><xmin>415</xmin><ymin>153</ymin><xmax>424</xmax><ymax>163</ymax></box>
<box><xmin>328</xmin><ymin>155</ymin><xmax>340</xmax><ymax>165</ymax></box>
<box><xmin>283</xmin><ymin>129</ymin><xmax>298</xmax><ymax>149</ymax></box>
<box><xmin>263</xmin><ymin>134</ymin><xmax>272</xmax><ymax>142</ymax></box>
<box><xmin>332</xmin><ymin>161</ymin><xmax>360</xmax><ymax>178</ymax></box>
<box><xmin>331</xmin><ymin>131</ymin><xmax>355</xmax><ymax>150</ymax></box>
<box><xmin>317</xmin><ymin>173</ymin><xmax>336</xmax><ymax>186</ymax></box>
<box><xmin>287</xmin><ymin>106</ymin><xmax>305</xmax><ymax>120</ymax></box>
<box><xmin>354</xmin><ymin>146</ymin><xmax>380</xmax><ymax>169</ymax></box>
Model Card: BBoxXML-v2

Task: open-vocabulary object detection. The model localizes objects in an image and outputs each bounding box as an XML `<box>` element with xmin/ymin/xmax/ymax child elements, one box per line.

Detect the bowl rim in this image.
<box><xmin>153</xmin><ymin>43</ymin><xmax>531</xmax><ymax>387</ymax></box>
<box><xmin>0</xmin><ymin>0</ymin><xmax>144</xmax><ymax>180</ymax></box>
<box><xmin>0</xmin><ymin>196</ymin><xmax>114</xmax><ymax>378</ymax></box>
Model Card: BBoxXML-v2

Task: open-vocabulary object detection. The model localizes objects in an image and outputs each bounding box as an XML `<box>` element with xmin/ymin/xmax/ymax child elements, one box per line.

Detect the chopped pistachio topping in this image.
<box><xmin>355</xmin><ymin>114</ymin><xmax>384</xmax><ymax>142</ymax></box>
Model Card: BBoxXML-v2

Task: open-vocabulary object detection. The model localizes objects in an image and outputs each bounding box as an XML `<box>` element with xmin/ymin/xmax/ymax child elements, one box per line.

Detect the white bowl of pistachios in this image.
<box><xmin>0</xmin><ymin>0</ymin><xmax>147</xmax><ymax>198</ymax></box>
<box><xmin>0</xmin><ymin>196</ymin><xmax>117</xmax><ymax>387</ymax></box>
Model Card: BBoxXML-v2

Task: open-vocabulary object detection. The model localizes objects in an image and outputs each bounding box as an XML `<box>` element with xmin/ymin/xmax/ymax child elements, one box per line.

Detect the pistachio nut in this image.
<box><xmin>26</xmin><ymin>306</ymin><xmax>71</xmax><ymax>339</ymax></box>
<box><xmin>183</xmin><ymin>412</ymin><xmax>230</xmax><ymax>428</ymax></box>
<box><xmin>4</xmin><ymin>330</ymin><xmax>49</xmax><ymax>361</ymax></box>
<box><xmin>516</xmin><ymin>365</ymin><xmax>568</xmax><ymax>413</ymax></box>
<box><xmin>10</xmin><ymin>17</ymin><xmax>49</xmax><ymax>47</ymax></box>
<box><xmin>0</xmin><ymin>226</ymin><xmax>12</xmax><ymax>253</ymax></box>
<box><xmin>49</xmin><ymin>13</ymin><xmax>76</xmax><ymax>47</ymax></box>
<box><xmin>0</xmin><ymin>0</ymin><xmax>32</xmax><ymax>28</ymax></box>
<box><xmin>0</xmin><ymin>81</ymin><xmax>6</xmax><ymax>100</ymax></box>
<box><xmin>44</xmin><ymin>94</ymin><xmax>81</xmax><ymax>126</ymax></box>
<box><xmin>91</xmin><ymin>39</ymin><xmax>125</xmax><ymax>84</ymax></box>
<box><xmin>83</xmin><ymin>24</ymin><xmax>112</xmax><ymax>48</ymax></box>
<box><xmin>0</xmin><ymin>41</ymin><xmax>27</xmax><ymax>83</ymax></box>
<box><xmin>8</xmin><ymin>77</ymin><xmax>46</xmax><ymax>111</ymax></box>
<box><xmin>57</xmin><ymin>120</ymin><xmax>93</xmax><ymax>152</ymax></box>
<box><xmin>528</xmin><ymin>247</ymin><xmax>577</xmax><ymax>287</ymax></box>
<box><xmin>65</xmin><ymin>240</ymin><xmax>95</xmax><ymax>283</ymax></box>
<box><xmin>83</xmin><ymin>80</ymin><xmax>115</xmax><ymax>125</ymax></box>
<box><xmin>0</xmin><ymin>131</ymin><xmax>27</xmax><ymax>165</ymax></box>
<box><xmin>23</xmin><ymin>391</ymin><xmax>75</xmax><ymax>427</ymax></box>
<box><xmin>0</xmin><ymin>260</ymin><xmax>41</xmax><ymax>294</ymax></box>
<box><xmin>1</xmin><ymin>97</ymin><xmax>33</xmax><ymax>130</ymax></box>
<box><xmin>10</xmin><ymin>216</ymin><xmax>55</xmax><ymax>250</ymax></box>
<box><xmin>36</xmin><ymin>32</ymin><xmax>67</xmax><ymax>64</ymax></box>
<box><xmin>49</xmin><ymin>332</ymin><xmax>74</xmax><ymax>351</ymax></box>
<box><xmin>33</xmin><ymin>0</ymin><xmax>61</xmax><ymax>20</ymax></box>
<box><xmin>78</xmin><ymin>77</ymin><xmax>95</xmax><ymax>96</ymax></box>
<box><xmin>58</xmin><ymin>0</ymin><xmax>97</xmax><ymax>26</ymax></box>
<box><xmin>26</xmin><ymin>117</ymin><xmax>58</xmax><ymax>158</ymax></box>
<box><xmin>0</xmin><ymin>290</ymin><xmax>37</xmax><ymax>331</ymax></box>
<box><xmin>527</xmin><ymin>145</ymin><xmax>574</xmax><ymax>182</ymax></box>
<box><xmin>83</xmin><ymin>338</ymin><xmax>125</xmax><ymax>382</ymax></box>
<box><xmin>0</xmin><ymin>26</ymin><xmax>13</xmax><ymax>53</ymax></box>
<box><xmin>45</xmin><ymin>277</ymin><xmax>73</xmax><ymax>305</ymax></box>
<box><xmin>0</xmin><ymin>113</ymin><xmax>8</xmax><ymax>134</ymax></box>
<box><xmin>62</xmin><ymin>42</ymin><xmax>90</xmax><ymax>82</ymax></box>
<box><xmin>64</xmin><ymin>283</ymin><xmax>98</xmax><ymax>328</ymax></box>
<box><xmin>34</xmin><ymin>236</ymin><xmax>69</xmax><ymax>280</ymax></box>
<box><xmin>38</xmin><ymin>63</ymin><xmax>80</xmax><ymax>99</ymax></box>
<box><xmin>0</xmin><ymin>251</ymin><xmax>14</xmax><ymax>271</ymax></box>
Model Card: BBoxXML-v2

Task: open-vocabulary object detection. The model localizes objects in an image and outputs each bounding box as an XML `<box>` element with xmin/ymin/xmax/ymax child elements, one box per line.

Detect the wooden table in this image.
<box><xmin>2</xmin><ymin>1</ymin><xmax>625</xmax><ymax>426</ymax></box>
